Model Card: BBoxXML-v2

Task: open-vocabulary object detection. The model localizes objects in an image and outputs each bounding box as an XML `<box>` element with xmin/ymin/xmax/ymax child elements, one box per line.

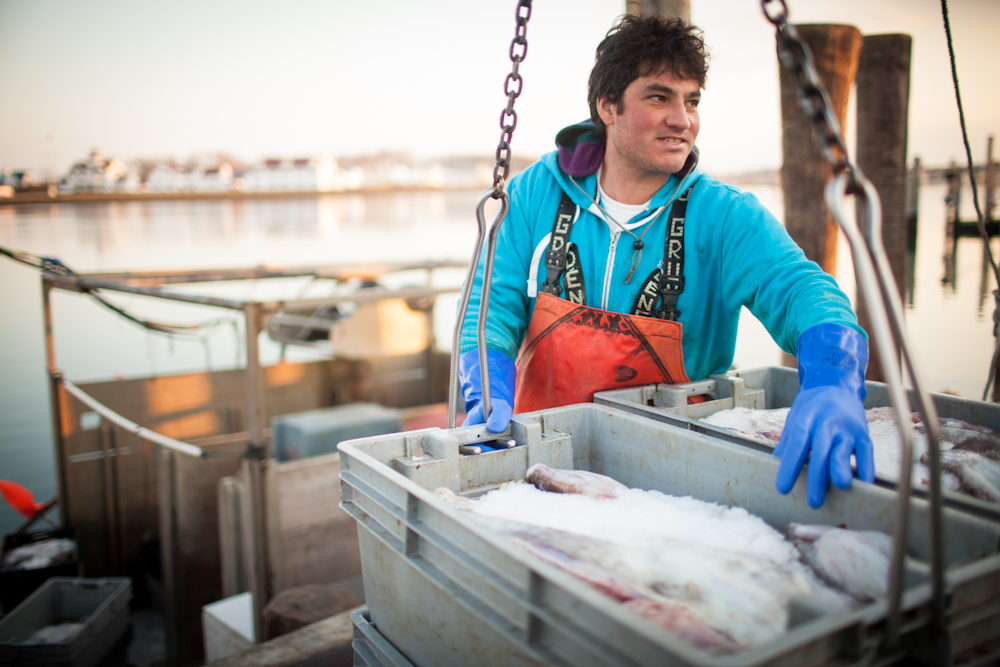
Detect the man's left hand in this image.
<box><xmin>773</xmin><ymin>323</ymin><xmax>876</xmax><ymax>508</ymax></box>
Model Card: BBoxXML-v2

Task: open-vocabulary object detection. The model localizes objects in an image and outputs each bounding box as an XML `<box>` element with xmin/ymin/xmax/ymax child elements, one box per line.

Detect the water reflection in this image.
<box><xmin>0</xmin><ymin>191</ymin><xmax>487</xmax><ymax>272</ymax></box>
<box><xmin>980</xmin><ymin>242</ymin><xmax>994</xmax><ymax>317</ymax></box>
<box><xmin>942</xmin><ymin>226</ymin><xmax>958</xmax><ymax>291</ymax></box>
<box><xmin>940</xmin><ymin>213</ymin><xmax>999</xmax><ymax>319</ymax></box>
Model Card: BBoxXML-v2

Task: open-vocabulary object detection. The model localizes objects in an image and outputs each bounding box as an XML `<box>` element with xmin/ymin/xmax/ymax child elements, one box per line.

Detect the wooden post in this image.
<box><xmin>42</xmin><ymin>280</ymin><xmax>71</xmax><ymax>527</ymax></box>
<box><xmin>854</xmin><ymin>34</ymin><xmax>912</xmax><ymax>382</ymax></box>
<box><xmin>904</xmin><ymin>156</ymin><xmax>921</xmax><ymax>306</ymax></box>
<box><xmin>218</xmin><ymin>477</ymin><xmax>244</xmax><ymax>598</ymax></box>
<box><xmin>947</xmin><ymin>160</ymin><xmax>962</xmax><ymax>225</ymax></box>
<box><xmin>159</xmin><ymin>448</ymin><xmax>181</xmax><ymax>667</ymax></box>
<box><xmin>779</xmin><ymin>24</ymin><xmax>862</xmax><ymax>367</ymax></box>
<box><xmin>625</xmin><ymin>0</ymin><xmax>690</xmax><ymax>23</ymax></box>
<box><xmin>988</xmin><ymin>135</ymin><xmax>1000</xmax><ymax>403</ymax></box>
<box><xmin>243</xmin><ymin>301</ymin><xmax>269</xmax><ymax>643</ymax></box>
<box><xmin>987</xmin><ymin>135</ymin><xmax>996</xmax><ymax>222</ymax></box>
<box><xmin>99</xmin><ymin>422</ymin><xmax>120</xmax><ymax>575</ymax></box>
<box><xmin>906</xmin><ymin>156</ymin><xmax>921</xmax><ymax>233</ymax></box>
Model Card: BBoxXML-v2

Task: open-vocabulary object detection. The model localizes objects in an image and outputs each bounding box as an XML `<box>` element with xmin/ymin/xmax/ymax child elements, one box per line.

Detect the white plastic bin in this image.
<box><xmin>337</xmin><ymin>404</ymin><xmax>1000</xmax><ymax>666</ymax></box>
<box><xmin>594</xmin><ymin>366</ymin><xmax>1000</xmax><ymax>519</ymax></box>
<box><xmin>352</xmin><ymin>608</ymin><xmax>415</xmax><ymax>667</ymax></box>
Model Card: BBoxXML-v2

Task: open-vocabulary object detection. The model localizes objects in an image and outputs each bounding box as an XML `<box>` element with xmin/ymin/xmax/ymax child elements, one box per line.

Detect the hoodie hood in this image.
<box><xmin>544</xmin><ymin>119</ymin><xmax>701</xmax><ymax>214</ymax></box>
<box><xmin>556</xmin><ymin>121</ymin><xmax>604</xmax><ymax>177</ymax></box>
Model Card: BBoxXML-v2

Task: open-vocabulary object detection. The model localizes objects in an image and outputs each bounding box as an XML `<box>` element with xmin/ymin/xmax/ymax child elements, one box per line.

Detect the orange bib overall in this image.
<box><xmin>513</xmin><ymin>291</ymin><xmax>692</xmax><ymax>413</ymax></box>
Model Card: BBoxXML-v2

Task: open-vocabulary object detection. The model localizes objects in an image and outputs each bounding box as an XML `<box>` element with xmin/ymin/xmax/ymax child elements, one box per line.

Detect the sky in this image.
<box><xmin>0</xmin><ymin>0</ymin><xmax>997</xmax><ymax>180</ymax></box>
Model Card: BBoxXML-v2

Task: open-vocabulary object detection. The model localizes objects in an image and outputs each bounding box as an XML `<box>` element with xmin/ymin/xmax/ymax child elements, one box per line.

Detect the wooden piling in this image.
<box><xmin>854</xmin><ymin>34</ymin><xmax>912</xmax><ymax>382</ymax></box>
<box><xmin>987</xmin><ymin>135</ymin><xmax>1000</xmax><ymax>403</ymax></box>
<box><xmin>906</xmin><ymin>156</ymin><xmax>921</xmax><ymax>232</ymax></box>
<box><xmin>778</xmin><ymin>24</ymin><xmax>862</xmax><ymax>367</ymax></box>
<box><xmin>987</xmin><ymin>135</ymin><xmax>996</xmax><ymax>222</ymax></box>
<box><xmin>625</xmin><ymin>0</ymin><xmax>690</xmax><ymax>23</ymax></box>
<box><xmin>946</xmin><ymin>160</ymin><xmax>962</xmax><ymax>226</ymax></box>
<box><xmin>904</xmin><ymin>157</ymin><xmax>921</xmax><ymax>306</ymax></box>
<box><xmin>159</xmin><ymin>449</ymin><xmax>181</xmax><ymax>667</ymax></box>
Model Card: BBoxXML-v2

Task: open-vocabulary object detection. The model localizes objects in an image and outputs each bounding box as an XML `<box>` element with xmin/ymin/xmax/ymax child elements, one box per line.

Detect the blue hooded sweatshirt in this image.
<box><xmin>459</xmin><ymin>120</ymin><xmax>861</xmax><ymax>381</ymax></box>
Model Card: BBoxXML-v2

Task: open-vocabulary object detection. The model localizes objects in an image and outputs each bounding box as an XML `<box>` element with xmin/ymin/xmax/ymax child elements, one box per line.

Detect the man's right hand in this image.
<box><xmin>459</xmin><ymin>348</ymin><xmax>516</xmax><ymax>433</ymax></box>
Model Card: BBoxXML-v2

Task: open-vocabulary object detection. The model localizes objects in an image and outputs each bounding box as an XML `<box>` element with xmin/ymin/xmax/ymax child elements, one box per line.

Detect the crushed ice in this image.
<box><xmin>470</xmin><ymin>482</ymin><xmax>800</xmax><ymax>568</ymax></box>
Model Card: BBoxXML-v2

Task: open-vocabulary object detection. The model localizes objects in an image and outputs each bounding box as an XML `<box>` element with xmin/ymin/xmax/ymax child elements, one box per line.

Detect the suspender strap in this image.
<box><xmin>563</xmin><ymin>243</ymin><xmax>586</xmax><ymax>304</ymax></box>
<box><xmin>542</xmin><ymin>185</ymin><xmax>692</xmax><ymax>317</ymax></box>
<box><xmin>541</xmin><ymin>193</ymin><xmax>578</xmax><ymax>297</ymax></box>
<box><xmin>631</xmin><ymin>187</ymin><xmax>693</xmax><ymax>320</ymax></box>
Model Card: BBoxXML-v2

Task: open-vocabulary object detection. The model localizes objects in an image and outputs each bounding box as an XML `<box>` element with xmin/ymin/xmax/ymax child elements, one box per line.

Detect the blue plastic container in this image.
<box><xmin>272</xmin><ymin>403</ymin><xmax>401</xmax><ymax>462</ymax></box>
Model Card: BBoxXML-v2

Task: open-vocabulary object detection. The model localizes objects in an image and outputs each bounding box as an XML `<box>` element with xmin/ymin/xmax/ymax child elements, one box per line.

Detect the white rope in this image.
<box><xmin>59</xmin><ymin>377</ymin><xmax>206</xmax><ymax>459</ymax></box>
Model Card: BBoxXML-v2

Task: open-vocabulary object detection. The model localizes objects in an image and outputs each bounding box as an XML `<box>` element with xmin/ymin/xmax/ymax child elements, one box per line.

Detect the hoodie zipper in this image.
<box><xmin>602</xmin><ymin>231</ymin><xmax>620</xmax><ymax>309</ymax></box>
<box><xmin>563</xmin><ymin>152</ymin><xmax>699</xmax><ymax>310</ymax></box>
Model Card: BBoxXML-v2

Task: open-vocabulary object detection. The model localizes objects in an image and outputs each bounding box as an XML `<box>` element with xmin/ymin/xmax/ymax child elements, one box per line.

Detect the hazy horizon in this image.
<box><xmin>1</xmin><ymin>0</ymin><xmax>997</xmax><ymax>181</ymax></box>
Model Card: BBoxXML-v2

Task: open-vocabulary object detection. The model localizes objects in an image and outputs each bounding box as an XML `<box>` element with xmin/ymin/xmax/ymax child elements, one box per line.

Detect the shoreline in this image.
<box><xmin>0</xmin><ymin>184</ymin><xmax>486</xmax><ymax>206</ymax></box>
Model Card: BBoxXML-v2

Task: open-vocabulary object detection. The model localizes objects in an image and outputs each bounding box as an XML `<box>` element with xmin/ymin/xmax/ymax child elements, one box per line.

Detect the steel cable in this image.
<box><xmin>940</xmin><ymin>0</ymin><xmax>1000</xmax><ymax>401</ymax></box>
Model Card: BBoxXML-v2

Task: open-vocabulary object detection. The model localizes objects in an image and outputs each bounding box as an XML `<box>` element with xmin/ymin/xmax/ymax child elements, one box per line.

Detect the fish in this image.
<box><xmin>513</xmin><ymin>539</ymin><xmax>742</xmax><ymax>653</ymax></box>
<box><xmin>702</xmin><ymin>407</ymin><xmax>1000</xmax><ymax>504</ymax></box>
<box><xmin>524</xmin><ymin>463</ymin><xmax>629</xmax><ymax>499</ymax></box>
<box><xmin>921</xmin><ymin>449</ymin><xmax>1000</xmax><ymax>504</ymax></box>
<box><xmin>507</xmin><ymin>524</ymin><xmax>815</xmax><ymax>650</ymax></box>
<box><xmin>788</xmin><ymin>524</ymin><xmax>892</xmax><ymax>601</ymax></box>
<box><xmin>435</xmin><ymin>471</ymin><xmax>836</xmax><ymax>653</ymax></box>
<box><xmin>623</xmin><ymin>598</ymin><xmax>744</xmax><ymax>654</ymax></box>
<box><xmin>865</xmin><ymin>406</ymin><xmax>920</xmax><ymax>424</ymax></box>
<box><xmin>931</xmin><ymin>419</ymin><xmax>1000</xmax><ymax>459</ymax></box>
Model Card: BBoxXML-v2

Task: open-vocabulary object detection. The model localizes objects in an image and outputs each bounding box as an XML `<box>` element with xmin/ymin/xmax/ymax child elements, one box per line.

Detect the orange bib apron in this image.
<box><xmin>514</xmin><ymin>291</ymin><xmax>692</xmax><ymax>413</ymax></box>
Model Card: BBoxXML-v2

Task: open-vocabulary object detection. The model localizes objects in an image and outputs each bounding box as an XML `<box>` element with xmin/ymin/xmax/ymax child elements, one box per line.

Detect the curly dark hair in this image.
<box><xmin>588</xmin><ymin>15</ymin><xmax>710</xmax><ymax>142</ymax></box>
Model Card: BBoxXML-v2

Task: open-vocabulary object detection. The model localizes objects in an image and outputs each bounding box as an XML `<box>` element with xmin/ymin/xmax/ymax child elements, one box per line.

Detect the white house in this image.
<box><xmin>242</xmin><ymin>156</ymin><xmax>337</xmax><ymax>192</ymax></box>
<box><xmin>145</xmin><ymin>163</ymin><xmax>190</xmax><ymax>193</ymax></box>
<box><xmin>58</xmin><ymin>150</ymin><xmax>136</xmax><ymax>194</ymax></box>
<box><xmin>188</xmin><ymin>162</ymin><xmax>234</xmax><ymax>193</ymax></box>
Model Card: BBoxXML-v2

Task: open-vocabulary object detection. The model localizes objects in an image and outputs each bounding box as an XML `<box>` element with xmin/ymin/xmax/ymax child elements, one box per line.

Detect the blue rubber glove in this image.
<box><xmin>774</xmin><ymin>323</ymin><xmax>875</xmax><ymax>508</ymax></box>
<box><xmin>459</xmin><ymin>348</ymin><xmax>516</xmax><ymax>435</ymax></box>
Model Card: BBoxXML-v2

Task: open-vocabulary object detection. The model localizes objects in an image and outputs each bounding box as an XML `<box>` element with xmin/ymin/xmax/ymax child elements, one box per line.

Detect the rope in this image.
<box><xmin>59</xmin><ymin>375</ymin><xmax>205</xmax><ymax>458</ymax></box>
<box><xmin>1</xmin><ymin>244</ymin><xmax>237</xmax><ymax>343</ymax></box>
<box><xmin>940</xmin><ymin>0</ymin><xmax>1000</xmax><ymax>401</ymax></box>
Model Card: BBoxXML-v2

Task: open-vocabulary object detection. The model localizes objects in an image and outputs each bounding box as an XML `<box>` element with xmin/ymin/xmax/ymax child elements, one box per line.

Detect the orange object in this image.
<box><xmin>515</xmin><ymin>292</ymin><xmax>692</xmax><ymax>413</ymax></box>
<box><xmin>0</xmin><ymin>480</ymin><xmax>45</xmax><ymax>518</ymax></box>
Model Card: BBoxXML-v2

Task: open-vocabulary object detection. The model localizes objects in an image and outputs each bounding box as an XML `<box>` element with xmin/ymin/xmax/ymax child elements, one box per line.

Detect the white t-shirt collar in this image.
<box><xmin>592</xmin><ymin>165</ymin><xmax>658</xmax><ymax>234</ymax></box>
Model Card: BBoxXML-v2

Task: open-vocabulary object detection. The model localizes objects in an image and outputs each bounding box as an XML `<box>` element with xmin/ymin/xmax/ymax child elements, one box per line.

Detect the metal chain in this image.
<box><xmin>763</xmin><ymin>0</ymin><xmax>948</xmax><ymax>654</ymax></box>
<box><xmin>761</xmin><ymin>0</ymin><xmax>854</xmax><ymax>184</ymax></box>
<box><xmin>492</xmin><ymin>0</ymin><xmax>532</xmax><ymax>198</ymax></box>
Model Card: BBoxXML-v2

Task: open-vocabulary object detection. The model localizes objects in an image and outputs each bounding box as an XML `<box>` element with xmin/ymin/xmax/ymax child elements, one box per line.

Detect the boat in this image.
<box><xmin>30</xmin><ymin>260</ymin><xmax>465</xmax><ymax>664</ymax></box>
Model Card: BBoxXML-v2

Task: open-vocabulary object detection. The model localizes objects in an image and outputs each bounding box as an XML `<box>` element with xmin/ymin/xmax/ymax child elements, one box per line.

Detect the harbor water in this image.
<box><xmin>0</xmin><ymin>182</ymin><xmax>996</xmax><ymax>535</ymax></box>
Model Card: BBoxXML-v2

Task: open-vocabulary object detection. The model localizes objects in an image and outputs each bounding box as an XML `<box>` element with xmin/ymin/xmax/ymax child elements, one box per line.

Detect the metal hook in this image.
<box><xmin>852</xmin><ymin>173</ymin><xmax>948</xmax><ymax>649</ymax></box>
<box><xmin>476</xmin><ymin>189</ymin><xmax>511</xmax><ymax>424</ymax></box>
<box><xmin>827</xmin><ymin>172</ymin><xmax>946</xmax><ymax>651</ymax></box>
<box><xmin>448</xmin><ymin>188</ymin><xmax>511</xmax><ymax>429</ymax></box>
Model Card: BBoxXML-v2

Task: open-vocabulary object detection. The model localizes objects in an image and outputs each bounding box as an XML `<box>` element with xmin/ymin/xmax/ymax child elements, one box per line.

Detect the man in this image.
<box><xmin>458</xmin><ymin>14</ymin><xmax>873</xmax><ymax>509</ymax></box>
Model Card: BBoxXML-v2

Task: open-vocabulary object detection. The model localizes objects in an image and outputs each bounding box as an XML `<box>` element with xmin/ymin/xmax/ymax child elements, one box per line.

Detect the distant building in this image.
<box><xmin>1</xmin><ymin>167</ymin><xmax>37</xmax><ymax>190</ymax></box>
<box><xmin>58</xmin><ymin>150</ymin><xmax>138</xmax><ymax>194</ymax></box>
<box><xmin>189</xmin><ymin>162</ymin><xmax>234</xmax><ymax>193</ymax></box>
<box><xmin>145</xmin><ymin>163</ymin><xmax>190</xmax><ymax>193</ymax></box>
<box><xmin>339</xmin><ymin>152</ymin><xmax>411</xmax><ymax>189</ymax></box>
<box><xmin>420</xmin><ymin>156</ymin><xmax>497</xmax><ymax>189</ymax></box>
<box><xmin>337</xmin><ymin>166</ymin><xmax>366</xmax><ymax>190</ymax></box>
<box><xmin>243</xmin><ymin>156</ymin><xmax>337</xmax><ymax>192</ymax></box>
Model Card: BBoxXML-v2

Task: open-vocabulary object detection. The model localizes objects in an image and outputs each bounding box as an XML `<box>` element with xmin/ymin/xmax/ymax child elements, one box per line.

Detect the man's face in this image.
<box><xmin>598</xmin><ymin>67</ymin><xmax>701</xmax><ymax>181</ymax></box>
